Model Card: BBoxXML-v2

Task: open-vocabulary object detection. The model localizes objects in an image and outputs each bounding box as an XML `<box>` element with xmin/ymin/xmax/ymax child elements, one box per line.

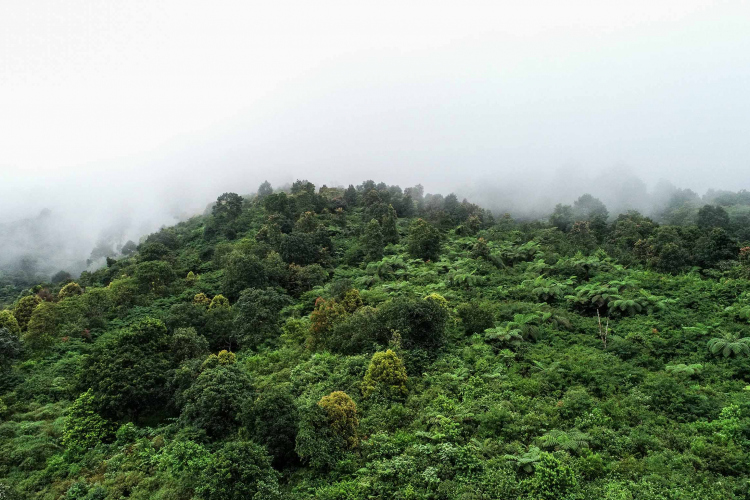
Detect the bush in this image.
<box><xmin>197</xmin><ymin>440</ymin><xmax>280</xmax><ymax>500</ymax></box>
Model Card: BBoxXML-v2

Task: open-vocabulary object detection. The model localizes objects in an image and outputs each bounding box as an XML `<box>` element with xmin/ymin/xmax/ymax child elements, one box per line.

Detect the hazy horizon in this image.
<box><xmin>2</xmin><ymin>1</ymin><xmax>750</xmax><ymax>274</ymax></box>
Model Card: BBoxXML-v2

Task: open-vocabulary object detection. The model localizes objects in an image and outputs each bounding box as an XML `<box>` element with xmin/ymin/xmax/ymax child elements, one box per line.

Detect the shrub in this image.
<box><xmin>197</xmin><ymin>441</ymin><xmax>280</xmax><ymax>500</ymax></box>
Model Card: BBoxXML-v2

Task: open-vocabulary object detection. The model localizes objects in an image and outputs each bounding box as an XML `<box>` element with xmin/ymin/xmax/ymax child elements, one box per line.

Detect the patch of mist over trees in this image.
<box><xmin>2</xmin><ymin>170</ymin><xmax>749</xmax><ymax>307</ymax></box>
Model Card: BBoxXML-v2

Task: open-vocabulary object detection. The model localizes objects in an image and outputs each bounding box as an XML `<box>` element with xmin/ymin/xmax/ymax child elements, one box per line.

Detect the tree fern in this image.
<box><xmin>708</xmin><ymin>332</ymin><xmax>750</xmax><ymax>357</ymax></box>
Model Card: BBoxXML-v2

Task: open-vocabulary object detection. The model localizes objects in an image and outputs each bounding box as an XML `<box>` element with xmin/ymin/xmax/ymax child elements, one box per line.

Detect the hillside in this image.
<box><xmin>1</xmin><ymin>180</ymin><xmax>750</xmax><ymax>500</ymax></box>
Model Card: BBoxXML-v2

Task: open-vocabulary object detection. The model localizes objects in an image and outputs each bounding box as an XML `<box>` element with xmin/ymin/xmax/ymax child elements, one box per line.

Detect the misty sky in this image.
<box><xmin>2</xmin><ymin>1</ymin><xmax>750</xmax><ymax>232</ymax></box>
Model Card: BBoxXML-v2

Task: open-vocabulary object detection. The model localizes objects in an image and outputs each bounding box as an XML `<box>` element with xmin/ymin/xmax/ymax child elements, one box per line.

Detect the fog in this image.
<box><xmin>2</xmin><ymin>1</ymin><xmax>750</xmax><ymax>277</ymax></box>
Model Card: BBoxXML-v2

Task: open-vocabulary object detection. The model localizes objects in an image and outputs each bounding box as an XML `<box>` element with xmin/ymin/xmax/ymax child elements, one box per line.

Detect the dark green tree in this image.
<box><xmin>407</xmin><ymin>218</ymin><xmax>441</xmax><ymax>261</ymax></box>
<box><xmin>212</xmin><ymin>192</ymin><xmax>244</xmax><ymax>223</ymax></box>
<box><xmin>14</xmin><ymin>295</ymin><xmax>41</xmax><ymax>331</ymax></box>
<box><xmin>233</xmin><ymin>287</ymin><xmax>291</xmax><ymax>349</ymax></box>
<box><xmin>381</xmin><ymin>204</ymin><xmax>399</xmax><ymax>245</ymax></box>
<box><xmin>198</xmin><ymin>441</ymin><xmax>280</xmax><ymax>500</ymax></box>
<box><xmin>222</xmin><ymin>252</ymin><xmax>269</xmax><ymax>300</ymax></box>
<box><xmin>79</xmin><ymin>318</ymin><xmax>174</xmax><ymax>420</ymax></box>
<box><xmin>363</xmin><ymin>219</ymin><xmax>385</xmax><ymax>262</ymax></box>
<box><xmin>246</xmin><ymin>384</ymin><xmax>299</xmax><ymax>467</ymax></box>
<box><xmin>179</xmin><ymin>364</ymin><xmax>254</xmax><ymax>438</ymax></box>
<box><xmin>344</xmin><ymin>184</ymin><xmax>358</xmax><ymax>207</ymax></box>
<box><xmin>573</xmin><ymin>194</ymin><xmax>609</xmax><ymax>221</ymax></box>
<box><xmin>257</xmin><ymin>180</ymin><xmax>273</xmax><ymax>199</ymax></box>
<box><xmin>697</xmin><ymin>204</ymin><xmax>730</xmax><ymax>230</ymax></box>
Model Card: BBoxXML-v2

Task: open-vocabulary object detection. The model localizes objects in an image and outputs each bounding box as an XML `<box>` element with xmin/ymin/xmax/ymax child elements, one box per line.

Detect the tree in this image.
<box><xmin>209</xmin><ymin>294</ymin><xmax>230</xmax><ymax>310</ymax></box>
<box><xmin>233</xmin><ymin>287</ymin><xmax>291</xmax><ymax>350</ymax></box>
<box><xmin>456</xmin><ymin>302</ymin><xmax>494</xmax><ymax>335</ymax></box>
<box><xmin>573</xmin><ymin>194</ymin><xmax>609</xmax><ymax>221</ymax></box>
<box><xmin>549</xmin><ymin>204</ymin><xmax>574</xmax><ymax>232</ymax></box>
<box><xmin>79</xmin><ymin>318</ymin><xmax>174</xmax><ymax>420</ymax></box>
<box><xmin>318</xmin><ymin>391</ymin><xmax>359</xmax><ymax>449</ymax></box>
<box><xmin>62</xmin><ymin>389</ymin><xmax>114</xmax><ymax>454</ymax></box>
<box><xmin>694</xmin><ymin>228</ymin><xmax>739</xmax><ymax>267</ymax></box>
<box><xmin>222</xmin><ymin>252</ymin><xmax>268</xmax><ymax>300</ymax></box>
<box><xmin>407</xmin><ymin>218</ymin><xmax>441</xmax><ymax>261</ymax></box>
<box><xmin>0</xmin><ymin>310</ymin><xmax>21</xmax><ymax>336</ymax></box>
<box><xmin>362</xmin><ymin>349</ymin><xmax>408</xmax><ymax>399</ymax></box>
<box><xmin>708</xmin><ymin>332</ymin><xmax>750</xmax><ymax>357</ymax></box>
<box><xmin>134</xmin><ymin>260</ymin><xmax>175</xmax><ymax>295</ymax></box>
<box><xmin>381</xmin><ymin>204</ymin><xmax>399</xmax><ymax>245</ymax></box>
<box><xmin>171</xmin><ymin>327</ymin><xmax>209</xmax><ymax>363</ymax></box>
<box><xmin>58</xmin><ymin>282</ymin><xmax>83</xmax><ymax>299</ymax></box>
<box><xmin>14</xmin><ymin>295</ymin><xmax>41</xmax><ymax>331</ymax></box>
<box><xmin>257</xmin><ymin>180</ymin><xmax>273</xmax><ymax>199</ymax></box>
<box><xmin>377</xmin><ymin>295</ymin><xmax>448</xmax><ymax>350</ymax></box>
<box><xmin>51</xmin><ymin>270</ymin><xmax>73</xmax><ymax>284</ymax></box>
<box><xmin>212</xmin><ymin>192</ymin><xmax>244</xmax><ymax>223</ymax></box>
<box><xmin>309</xmin><ymin>297</ymin><xmax>348</xmax><ymax>349</ymax></box>
<box><xmin>198</xmin><ymin>441</ymin><xmax>280</xmax><ymax>500</ymax></box>
<box><xmin>179</xmin><ymin>364</ymin><xmax>254</xmax><ymax>438</ymax></box>
<box><xmin>120</xmin><ymin>240</ymin><xmax>137</xmax><ymax>256</ymax></box>
<box><xmin>344</xmin><ymin>184</ymin><xmax>357</xmax><ymax>207</ymax></box>
<box><xmin>23</xmin><ymin>301</ymin><xmax>59</xmax><ymax>353</ymax></box>
<box><xmin>0</xmin><ymin>327</ymin><xmax>21</xmax><ymax>369</ymax></box>
<box><xmin>697</xmin><ymin>204</ymin><xmax>730</xmax><ymax>230</ymax></box>
<box><xmin>363</xmin><ymin>219</ymin><xmax>385</xmax><ymax>262</ymax></box>
<box><xmin>247</xmin><ymin>384</ymin><xmax>299</xmax><ymax>467</ymax></box>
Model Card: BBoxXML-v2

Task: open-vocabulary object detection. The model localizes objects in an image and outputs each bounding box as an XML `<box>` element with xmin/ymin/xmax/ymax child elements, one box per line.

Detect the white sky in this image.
<box><xmin>1</xmin><ymin>1</ymin><xmax>750</xmax><ymax>227</ymax></box>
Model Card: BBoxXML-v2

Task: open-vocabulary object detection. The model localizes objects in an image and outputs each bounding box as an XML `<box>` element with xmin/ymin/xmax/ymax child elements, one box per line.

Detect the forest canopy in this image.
<box><xmin>2</xmin><ymin>180</ymin><xmax>750</xmax><ymax>499</ymax></box>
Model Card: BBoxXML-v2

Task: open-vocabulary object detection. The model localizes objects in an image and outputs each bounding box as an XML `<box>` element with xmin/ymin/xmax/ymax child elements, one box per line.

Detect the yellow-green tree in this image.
<box><xmin>318</xmin><ymin>391</ymin><xmax>359</xmax><ymax>449</ymax></box>
<box><xmin>193</xmin><ymin>293</ymin><xmax>211</xmax><ymax>306</ymax></box>
<box><xmin>24</xmin><ymin>302</ymin><xmax>59</xmax><ymax>353</ymax></box>
<box><xmin>0</xmin><ymin>310</ymin><xmax>21</xmax><ymax>336</ymax></box>
<box><xmin>362</xmin><ymin>349</ymin><xmax>408</xmax><ymax>399</ymax></box>
<box><xmin>58</xmin><ymin>282</ymin><xmax>84</xmax><ymax>299</ymax></box>
<box><xmin>209</xmin><ymin>294</ymin><xmax>230</xmax><ymax>310</ymax></box>
<box><xmin>14</xmin><ymin>295</ymin><xmax>41</xmax><ymax>331</ymax></box>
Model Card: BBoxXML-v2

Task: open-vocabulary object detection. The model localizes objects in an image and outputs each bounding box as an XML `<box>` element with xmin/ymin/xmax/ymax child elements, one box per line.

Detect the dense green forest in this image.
<box><xmin>2</xmin><ymin>179</ymin><xmax>750</xmax><ymax>499</ymax></box>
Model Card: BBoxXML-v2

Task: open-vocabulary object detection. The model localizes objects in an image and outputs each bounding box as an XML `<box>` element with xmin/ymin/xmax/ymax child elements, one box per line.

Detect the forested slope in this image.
<box><xmin>2</xmin><ymin>180</ymin><xmax>750</xmax><ymax>499</ymax></box>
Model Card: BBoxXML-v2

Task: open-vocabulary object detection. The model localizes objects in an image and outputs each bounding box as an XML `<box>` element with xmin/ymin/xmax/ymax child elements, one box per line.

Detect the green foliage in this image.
<box><xmin>6</xmin><ymin>181</ymin><xmax>750</xmax><ymax>499</ymax></box>
<box><xmin>23</xmin><ymin>301</ymin><xmax>60</xmax><ymax>353</ymax></box>
<box><xmin>407</xmin><ymin>218</ymin><xmax>441</xmax><ymax>260</ymax></box>
<box><xmin>707</xmin><ymin>331</ymin><xmax>750</xmax><ymax>357</ymax></box>
<box><xmin>58</xmin><ymin>282</ymin><xmax>83</xmax><ymax>299</ymax></box>
<box><xmin>171</xmin><ymin>327</ymin><xmax>209</xmax><ymax>362</ymax></box>
<box><xmin>247</xmin><ymin>384</ymin><xmax>299</xmax><ymax>467</ymax></box>
<box><xmin>197</xmin><ymin>440</ymin><xmax>280</xmax><ymax>500</ymax></box>
<box><xmin>134</xmin><ymin>260</ymin><xmax>175</xmax><ymax>295</ymax></box>
<box><xmin>363</xmin><ymin>219</ymin><xmax>385</xmax><ymax>262</ymax></box>
<box><xmin>0</xmin><ymin>327</ymin><xmax>21</xmax><ymax>368</ymax></box>
<box><xmin>318</xmin><ymin>391</ymin><xmax>359</xmax><ymax>449</ymax></box>
<box><xmin>14</xmin><ymin>294</ymin><xmax>41</xmax><ymax>331</ymax></box>
<box><xmin>62</xmin><ymin>389</ymin><xmax>114</xmax><ymax>453</ymax></box>
<box><xmin>0</xmin><ymin>309</ymin><xmax>21</xmax><ymax>336</ymax></box>
<box><xmin>529</xmin><ymin>452</ymin><xmax>579</xmax><ymax>500</ymax></box>
<box><xmin>362</xmin><ymin>349</ymin><xmax>408</xmax><ymax>399</ymax></box>
<box><xmin>179</xmin><ymin>364</ymin><xmax>253</xmax><ymax>438</ymax></box>
<box><xmin>233</xmin><ymin>287</ymin><xmax>290</xmax><ymax>349</ymax></box>
<box><xmin>79</xmin><ymin>317</ymin><xmax>174</xmax><ymax>419</ymax></box>
<box><xmin>456</xmin><ymin>301</ymin><xmax>494</xmax><ymax>335</ymax></box>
